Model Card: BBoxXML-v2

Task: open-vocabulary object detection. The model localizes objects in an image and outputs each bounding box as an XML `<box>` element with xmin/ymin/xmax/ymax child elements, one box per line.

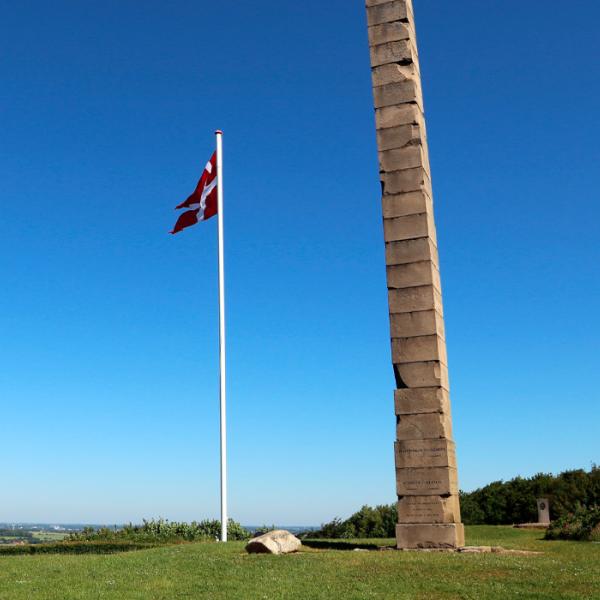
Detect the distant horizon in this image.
<box><xmin>1</xmin><ymin>522</ymin><xmax>319</xmax><ymax>533</ymax></box>
<box><xmin>3</xmin><ymin>460</ymin><xmax>596</xmax><ymax>526</ymax></box>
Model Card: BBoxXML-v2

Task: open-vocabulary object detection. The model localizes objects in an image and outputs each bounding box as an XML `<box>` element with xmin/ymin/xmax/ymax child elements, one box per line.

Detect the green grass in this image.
<box><xmin>30</xmin><ymin>532</ymin><xmax>69</xmax><ymax>542</ymax></box>
<box><xmin>0</xmin><ymin>526</ymin><xmax>598</xmax><ymax>599</ymax></box>
<box><xmin>0</xmin><ymin>532</ymin><xmax>68</xmax><ymax>545</ymax></box>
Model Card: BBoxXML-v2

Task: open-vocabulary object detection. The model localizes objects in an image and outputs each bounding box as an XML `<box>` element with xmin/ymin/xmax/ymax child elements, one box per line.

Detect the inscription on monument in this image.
<box><xmin>396</xmin><ymin>466</ymin><xmax>458</xmax><ymax>496</ymax></box>
<box><xmin>397</xmin><ymin>495</ymin><xmax>459</xmax><ymax>524</ymax></box>
<box><xmin>394</xmin><ymin>439</ymin><xmax>456</xmax><ymax>468</ymax></box>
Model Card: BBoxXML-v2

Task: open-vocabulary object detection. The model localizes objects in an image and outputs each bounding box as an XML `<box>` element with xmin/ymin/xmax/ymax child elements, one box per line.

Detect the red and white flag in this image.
<box><xmin>170</xmin><ymin>152</ymin><xmax>217</xmax><ymax>234</ymax></box>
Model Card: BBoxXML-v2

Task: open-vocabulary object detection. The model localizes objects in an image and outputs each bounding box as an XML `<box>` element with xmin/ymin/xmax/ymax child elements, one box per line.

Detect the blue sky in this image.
<box><xmin>1</xmin><ymin>0</ymin><xmax>599</xmax><ymax>525</ymax></box>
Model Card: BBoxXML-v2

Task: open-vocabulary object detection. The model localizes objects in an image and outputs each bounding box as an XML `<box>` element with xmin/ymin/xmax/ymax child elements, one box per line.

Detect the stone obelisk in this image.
<box><xmin>366</xmin><ymin>0</ymin><xmax>464</xmax><ymax>549</ymax></box>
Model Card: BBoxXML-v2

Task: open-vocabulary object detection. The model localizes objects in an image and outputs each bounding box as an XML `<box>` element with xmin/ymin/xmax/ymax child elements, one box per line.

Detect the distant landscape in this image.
<box><xmin>0</xmin><ymin>525</ymin><xmax>73</xmax><ymax>545</ymax></box>
<box><xmin>0</xmin><ymin>523</ymin><xmax>314</xmax><ymax>546</ymax></box>
<box><xmin>2</xmin><ymin>465</ymin><xmax>597</xmax><ymax>545</ymax></box>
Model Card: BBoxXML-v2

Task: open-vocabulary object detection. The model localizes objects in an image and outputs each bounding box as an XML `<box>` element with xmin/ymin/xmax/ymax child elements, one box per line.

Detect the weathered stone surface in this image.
<box><xmin>390</xmin><ymin>309</ymin><xmax>444</xmax><ymax>338</ymax></box>
<box><xmin>375</xmin><ymin>104</ymin><xmax>420</xmax><ymax>130</ymax></box>
<box><xmin>384</xmin><ymin>214</ymin><xmax>434</xmax><ymax>244</ymax></box>
<box><xmin>395</xmin><ymin>361</ymin><xmax>449</xmax><ymax>389</ymax></box>
<box><xmin>537</xmin><ymin>498</ymin><xmax>550</xmax><ymax>524</ymax></box>
<box><xmin>421</xmin><ymin>141</ymin><xmax>431</xmax><ymax>177</ymax></box>
<box><xmin>370</xmin><ymin>40</ymin><xmax>418</xmax><ymax>68</ymax></box>
<box><xmin>456</xmin><ymin>545</ymin><xmax>541</xmax><ymax>555</ymax></box>
<box><xmin>381</xmin><ymin>167</ymin><xmax>430</xmax><ymax>195</ymax></box>
<box><xmin>395</xmin><ymin>439</ymin><xmax>456</xmax><ymax>469</ymax></box>
<box><xmin>396</xmin><ymin>523</ymin><xmax>464</xmax><ymax>549</ymax></box>
<box><xmin>388</xmin><ymin>286</ymin><xmax>443</xmax><ymax>315</ymax></box>
<box><xmin>368</xmin><ymin>21</ymin><xmax>412</xmax><ymax>46</ymax></box>
<box><xmin>367</xmin><ymin>1</ymin><xmax>411</xmax><ymax>27</ymax></box>
<box><xmin>245</xmin><ymin>530</ymin><xmax>301</xmax><ymax>555</ymax></box>
<box><xmin>396</xmin><ymin>413</ymin><xmax>456</xmax><ymax>440</ymax></box>
<box><xmin>380</xmin><ymin>146</ymin><xmax>429</xmax><ymax>176</ymax></box>
<box><xmin>373</xmin><ymin>81</ymin><xmax>422</xmax><ymax>109</ymax></box>
<box><xmin>396</xmin><ymin>466</ymin><xmax>458</xmax><ymax>496</ymax></box>
<box><xmin>386</xmin><ymin>261</ymin><xmax>441</xmax><ymax>290</ymax></box>
<box><xmin>366</xmin><ymin>0</ymin><xmax>412</xmax><ymax>8</ymax></box>
<box><xmin>385</xmin><ymin>237</ymin><xmax>437</xmax><ymax>267</ymax></box>
<box><xmin>383</xmin><ymin>191</ymin><xmax>432</xmax><ymax>220</ymax></box>
<box><xmin>372</xmin><ymin>63</ymin><xmax>419</xmax><ymax>88</ymax></box>
<box><xmin>458</xmin><ymin>545</ymin><xmax>492</xmax><ymax>553</ymax></box>
<box><xmin>379</xmin><ymin>145</ymin><xmax>427</xmax><ymax>173</ymax></box>
<box><xmin>392</xmin><ymin>334</ymin><xmax>447</xmax><ymax>365</ymax></box>
<box><xmin>397</xmin><ymin>495</ymin><xmax>461</xmax><ymax>524</ymax></box>
<box><xmin>377</xmin><ymin>124</ymin><xmax>422</xmax><ymax>152</ymax></box>
<box><xmin>394</xmin><ymin>387</ymin><xmax>449</xmax><ymax>415</ymax></box>
<box><xmin>372</xmin><ymin>63</ymin><xmax>418</xmax><ymax>89</ymax></box>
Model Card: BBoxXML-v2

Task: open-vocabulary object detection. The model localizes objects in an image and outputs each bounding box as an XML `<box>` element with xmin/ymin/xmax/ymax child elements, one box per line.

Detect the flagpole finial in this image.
<box><xmin>215</xmin><ymin>129</ymin><xmax>223</xmax><ymax>135</ymax></box>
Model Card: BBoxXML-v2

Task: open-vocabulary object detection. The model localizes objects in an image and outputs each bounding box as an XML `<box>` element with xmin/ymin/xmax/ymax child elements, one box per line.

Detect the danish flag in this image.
<box><xmin>170</xmin><ymin>152</ymin><xmax>218</xmax><ymax>234</ymax></box>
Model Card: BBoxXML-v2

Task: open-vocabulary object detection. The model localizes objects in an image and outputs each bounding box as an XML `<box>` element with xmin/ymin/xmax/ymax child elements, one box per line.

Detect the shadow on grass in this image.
<box><xmin>0</xmin><ymin>541</ymin><xmax>162</xmax><ymax>556</ymax></box>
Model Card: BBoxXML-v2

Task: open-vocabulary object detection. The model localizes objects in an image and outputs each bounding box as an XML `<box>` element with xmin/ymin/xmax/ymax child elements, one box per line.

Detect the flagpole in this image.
<box><xmin>215</xmin><ymin>129</ymin><xmax>227</xmax><ymax>542</ymax></box>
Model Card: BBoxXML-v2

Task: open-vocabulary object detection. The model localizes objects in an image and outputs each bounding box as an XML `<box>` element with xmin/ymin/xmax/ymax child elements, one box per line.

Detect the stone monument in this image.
<box><xmin>365</xmin><ymin>0</ymin><xmax>464</xmax><ymax>548</ymax></box>
<box><xmin>537</xmin><ymin>498</ymin><xmax>550</xmax><ymax>524</ymax></box>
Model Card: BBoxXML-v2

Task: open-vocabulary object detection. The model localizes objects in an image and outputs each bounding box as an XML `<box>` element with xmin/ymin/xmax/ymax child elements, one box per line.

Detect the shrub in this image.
<box><xmin>309</xmin><ymin>466</ymin><xmax>600</xmax><ymax>536</ymax></box>
<box><xmin>460</xmin><ymin>466</ymin><xmax>600</xmax><ymax>525</ymax></box>
<box><xmin>308</xmin><ymin>505</ymin><xmax>396</xmax><ymax>539</ymax></box>
<box><xmin>459</xmin><ymin>490</ymin><xmax>486</xmax><ymax>524</ymax></box>
<box><xmin>67</xmin><ymin>518</ymin><xmax>251</xmax><ymax>543</ymax></box>
<box><xmin>545</xmin><ymin>506</ymin><xmax>600</xmax><ymax>541</ymax></box>
<box><xmin>0</xmin><ymin>540</ymin><xmax>157</xmax><ymax>555</ymax></box>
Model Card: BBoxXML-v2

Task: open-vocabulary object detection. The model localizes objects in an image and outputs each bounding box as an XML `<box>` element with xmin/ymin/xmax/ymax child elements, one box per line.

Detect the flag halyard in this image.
<box><xmin>170</xmin><ymin>152</ymin><xmax>218</xmax><ymax>234</ymax></box>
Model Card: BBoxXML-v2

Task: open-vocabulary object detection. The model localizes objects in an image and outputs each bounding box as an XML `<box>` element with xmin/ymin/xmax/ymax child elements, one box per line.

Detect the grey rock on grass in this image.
<box><xmin>245</xmin><ymin>530</ymin><xmax>301</xmax><ymax>555</ymax></box>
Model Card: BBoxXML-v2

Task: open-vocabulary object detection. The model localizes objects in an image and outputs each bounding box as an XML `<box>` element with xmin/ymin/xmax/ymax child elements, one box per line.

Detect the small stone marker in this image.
<box><xmin>245</xmin><ymin>530</ymin><xmax>301</xmax><ymax>555</ymax></box>
<box><xmin>537</xmin><ymin>498</ymin><xmax>550</xmax><ymax>524</ymax></box>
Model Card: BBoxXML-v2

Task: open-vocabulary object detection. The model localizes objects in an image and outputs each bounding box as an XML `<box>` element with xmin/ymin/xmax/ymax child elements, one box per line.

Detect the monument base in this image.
<box><xmin>396</xmin><ymin>523</ymin><xmax>464</xmax><ymax>549</ymax></box>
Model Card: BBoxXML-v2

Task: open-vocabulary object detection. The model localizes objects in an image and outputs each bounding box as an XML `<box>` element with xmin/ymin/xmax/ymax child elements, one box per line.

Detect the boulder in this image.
<box><xmin>245</xmin><ymin>530</ymin><xmax>301</xmax><ymax>555</ymax></box>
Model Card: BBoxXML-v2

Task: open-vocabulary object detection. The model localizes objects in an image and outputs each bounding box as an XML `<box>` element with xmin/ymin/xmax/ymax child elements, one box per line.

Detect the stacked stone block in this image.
<box><xmin>366</xmin><ymin>0</ymin><xmax>464</xmax><ymax>549</ymax></box>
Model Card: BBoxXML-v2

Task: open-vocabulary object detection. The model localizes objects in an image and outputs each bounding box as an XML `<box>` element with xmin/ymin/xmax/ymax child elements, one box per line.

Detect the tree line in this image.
<box><xmin>307</xmin><ymin>466</ymin><xmax>599</xmax><ymax>538</ymax></box>
<box><xmin>460</xmin><ymin>465</ymin><xmax>599</xmax><ymax>524</ymax></box>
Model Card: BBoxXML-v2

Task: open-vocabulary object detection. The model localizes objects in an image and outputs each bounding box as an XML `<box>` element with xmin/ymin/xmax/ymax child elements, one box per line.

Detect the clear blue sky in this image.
<box><xmin>1</xmin><ymin>0</ymin><xmax>599</xmax><ymax>526</ymax></box>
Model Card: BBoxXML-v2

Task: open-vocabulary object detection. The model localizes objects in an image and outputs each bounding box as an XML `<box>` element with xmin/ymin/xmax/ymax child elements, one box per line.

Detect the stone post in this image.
<box><xmin>365</xmin><ymin>0</ymin><xmax>464</xmax><ymax>549</ymax></box>
<box><xmin>537</xmin><ymin>498</ymin><xmax>550</xmax><ymax>524</ymax></box>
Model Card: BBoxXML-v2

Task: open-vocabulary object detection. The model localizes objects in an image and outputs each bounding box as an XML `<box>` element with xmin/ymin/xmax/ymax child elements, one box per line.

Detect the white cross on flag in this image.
<box><xmin>170</xmin><ymin>152</ymin><xmax>217</xmax><ymax>234</ymax></box>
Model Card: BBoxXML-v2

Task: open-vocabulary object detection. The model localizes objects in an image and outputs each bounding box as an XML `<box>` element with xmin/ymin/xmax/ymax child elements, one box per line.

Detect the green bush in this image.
<box><xmin>308</xmin><ymin>466</ymin><xmax>600</xmax><ymax>537</ymax></box>
<box><xmin>67</xmin><ymin>518</ymin><xmax>251</xmax><ymax>543</ymax></box>
<box><xmin>0</xmin><ymin>540</ymin><xmax>157</xmax><ymax>555</ymax></box>
<box><xmin>308</xmin><ymin>505</ymin><xmax>396</xmax><ymax>539</ymax></box>
<box><xmin>0</xmin><ymin>519</ymin><xmax>251</xmax><ymax>555</ymax></box>
<box><xmin>460</xmin><ymin>466</ymin><xmax>600</xmax><ymax>525</ymax></box>
<box><xmin>545</xmin><ymin>506</ymin><xmax>600</xmax><ymax>541</ymax></box>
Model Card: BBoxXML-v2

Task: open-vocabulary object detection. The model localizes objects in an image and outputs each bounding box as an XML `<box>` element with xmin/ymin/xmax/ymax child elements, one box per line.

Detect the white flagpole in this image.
<box><xmin>215</xmin><ymin>130</ymin><xmax>227</xmax><ymax>542</ymax></box>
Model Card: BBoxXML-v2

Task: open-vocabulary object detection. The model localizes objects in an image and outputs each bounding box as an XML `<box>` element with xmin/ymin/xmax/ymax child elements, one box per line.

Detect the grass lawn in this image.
<box><xmin>0</xmin><ymin>526</ymin><xmax>598</xmax><ymax>599</ymax></box>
